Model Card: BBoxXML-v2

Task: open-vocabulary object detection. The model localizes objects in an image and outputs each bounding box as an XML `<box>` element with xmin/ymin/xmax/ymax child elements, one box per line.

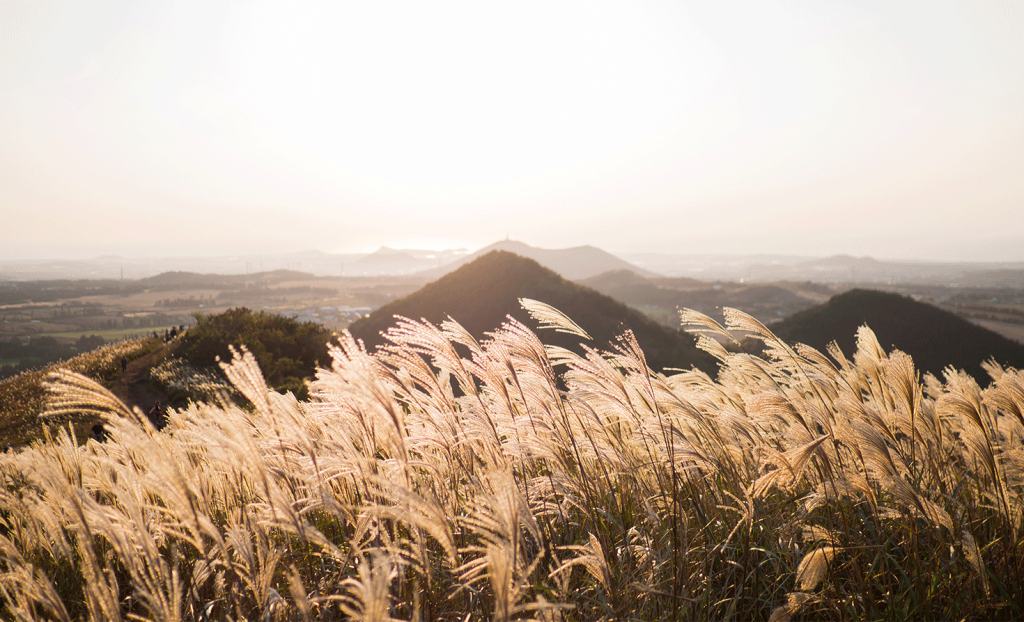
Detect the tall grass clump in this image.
<box><xmin>1</xmin><ymin>300</ymin><xmax>1022</xmax><ymax>620</ymax></box>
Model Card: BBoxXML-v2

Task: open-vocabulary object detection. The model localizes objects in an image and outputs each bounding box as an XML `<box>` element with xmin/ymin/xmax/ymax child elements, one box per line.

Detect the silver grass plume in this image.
<box><xmin>795</xmin><ymin>545</ymin><xmax>836</xmax><ymax>591</ymax></box>
<box><xmin>43</xmin><ymin>369</ymin><xmax>138</xmax><ymax>425</ymax></box>
<box><xmin>521</xmin><ymin>298</ymin><xmax>592</xmax><ymax>340</ymax></box>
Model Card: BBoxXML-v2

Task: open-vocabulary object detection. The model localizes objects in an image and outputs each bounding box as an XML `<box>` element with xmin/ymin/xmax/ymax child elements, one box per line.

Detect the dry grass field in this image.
<box><xmin>1</xmin><ymin>300</ymin><xmax>1022</xmax><ymax>620</ymax></box>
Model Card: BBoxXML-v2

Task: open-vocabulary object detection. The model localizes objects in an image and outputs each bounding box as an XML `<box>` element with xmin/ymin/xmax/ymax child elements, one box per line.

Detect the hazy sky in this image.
<box><xmin>2</xmin><ymin>2</ymin><xmax>1022</xmax><ymax>261</ymax></box>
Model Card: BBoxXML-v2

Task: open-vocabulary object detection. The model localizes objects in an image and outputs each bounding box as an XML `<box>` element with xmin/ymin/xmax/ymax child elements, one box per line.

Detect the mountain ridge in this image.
<box><xmin>348</xmin><ymin>250</ymin><xmax>716</xmax><ymax>374</ymax></box>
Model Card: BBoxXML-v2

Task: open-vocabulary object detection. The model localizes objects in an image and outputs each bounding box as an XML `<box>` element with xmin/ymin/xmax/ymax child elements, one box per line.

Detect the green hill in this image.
<box><xmin>770</xmin><ymin>288</ymin><xmax>1024</xmax><ymax>382</ymax></box>
<box><xmin>348</xmin><ymin>251</ymin><xmax>717</xmax><ymax>374</ymax></box>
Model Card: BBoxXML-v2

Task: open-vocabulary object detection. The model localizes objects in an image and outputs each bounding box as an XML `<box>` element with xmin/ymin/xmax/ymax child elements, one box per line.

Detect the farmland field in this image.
<box><xmin>39</xmin><ymin>325</ymin><xmax>186</xmax><ymax>341</ymax></box>
<box><xmin>972</xmin><ymin>318</ymin><xmax>1024</xmax><ymax>344</ymax></box>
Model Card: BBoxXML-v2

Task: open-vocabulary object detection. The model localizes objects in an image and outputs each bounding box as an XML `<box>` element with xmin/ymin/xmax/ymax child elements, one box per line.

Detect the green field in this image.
<box><xmin>40</xmin><ymin>325</ymin><xmax>184</xmax><ymax>341</ymax></box>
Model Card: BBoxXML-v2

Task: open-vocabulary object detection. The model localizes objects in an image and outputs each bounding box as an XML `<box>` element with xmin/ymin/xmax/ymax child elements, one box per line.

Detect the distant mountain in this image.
<box><xmin>419</xmin><ymin>240</ymin><xmax>658</xmax><ymax>281</ymax></box>
<box><xmin>749</xmin><ymin>256</ymin><xmax>1024</xmax><ymax>286</ymax></box>
<box><xmin>649</xmin><ymin>275</ymin><xmax>709</xmax><ymax>290</ymax></box>
<box><xmin>577</xmin><ymin>269</ymin><xmax>651</xmax><ymax>290</ymax></box>
<box><xmin>349</xmin><ymin>248</ymin><xmax>424</xmax><ymax>275</ymax></box>
<box><xmin>5</xmin><ymin>247</ymin><xmax>1022</xmax><ymax>284</ymax></box>
<box><xmin>616</xmin><ymin>252</ymin><xmax>1024</xmax><ymax>285</ymax></box>
<box><xmin>137</xmin><ymin>271</ymin><xmax>240</xmax><ymax>288</ymax></box>
<box><xmin>0</xmin><ymin>251</ymin><xmax>360</xmax><ymax>280</ymax></box>
<box><xmin>348</xmin><ymin>251</ymin><xmax>717</xmax><ymax>374</ymax></box>
<box><xmin>617</xmin><ymin>252</ymin><xmax>811</xmax><ymax>280</ymax></box>
<box><xmin>344</xmin><ymin>247</ymin><xmax>470</xmax><ymax>276</ymax></box>
<box><xmin>769</xmin><ymin>289</ymin><xmax>1024</xmax><ymax>382</ymax></box>
<box><xmin>137</xmin><ymin>270</ymin><xmax>321</xmax><ymax>289</ymax></box>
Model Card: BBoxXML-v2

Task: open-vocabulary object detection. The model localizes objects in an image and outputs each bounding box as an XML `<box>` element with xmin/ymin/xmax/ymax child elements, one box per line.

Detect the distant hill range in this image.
<box><xmin>136</xmin><ymin>269</ymin><xmax>317</xmax><ymax>289</ymax></box>
<box><xmin>417</xmin><ymin>240</ymin><xmax>657</xmax><ymax>281</ymax></box>
<box><xmin>0</xmin><ymin>248</ymin><xmax>464</xmax><ymax>281</ymax></box>
<box><xmin>4</xmin><ymin>243</ymin><xmax>1021</xmax><ymax>286</ymax></box>
<box><xmin>620</xmin><ymin>252</ymin><xmax>1024</xmax><ymax>287</ymax></box>
<box><xmin>767</xmin><ymin>256</ymin><xmax>1024</xmax><ymax>287</ymax></box>
<box><xmin>768</xmin><ymin>289</ymin><xmax>1024</xmax><ymax>382</ymax></box>
<box><xmin>348</xmin><ymin>251</ymin><xmax>717</xmax><ymax>374</ymax></box>
<box><xmin>346</xmin><ymin>247</ymin><xmax>468</xmax><ymax>276</ymax></box>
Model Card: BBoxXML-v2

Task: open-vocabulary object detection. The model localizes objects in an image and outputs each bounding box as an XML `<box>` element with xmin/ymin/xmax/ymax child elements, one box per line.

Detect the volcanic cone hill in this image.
<box><xmin>347</xmin><ymin>251</ymin><xmax>717</xmax><ymax>374</ymax></box>
<box><xmin>769</xmin><ymin>288</ymin><xmax>1024</xmax><ymax>382</ymax></box>
<box><xmin>419</xmin><ymin>240</ymin><xmax>657</xmax><ymax>281</ymax></box>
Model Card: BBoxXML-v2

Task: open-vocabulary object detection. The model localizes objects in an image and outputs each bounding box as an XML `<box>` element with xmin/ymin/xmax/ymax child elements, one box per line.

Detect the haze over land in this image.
<box><xmin>4</xmin><ymin>2</ymin><xmax>1024</xmax><ymax>381</ymax></box>
<box><xmin>2</xmin><ymin>3</ymin><xmax>1023</xmax><ymax>263</ymax></box>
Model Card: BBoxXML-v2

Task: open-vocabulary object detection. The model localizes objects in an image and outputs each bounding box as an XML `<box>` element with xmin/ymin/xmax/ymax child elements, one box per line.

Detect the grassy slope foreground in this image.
<box><xmin>1</xmin><ymin>301</ymin><xmax>1023</xmax><ymax>620</ymax></box>
<box><xmin>349</xmin><ymin>250</ymin><xmax>718</xmax><ymax>375</ymax></box>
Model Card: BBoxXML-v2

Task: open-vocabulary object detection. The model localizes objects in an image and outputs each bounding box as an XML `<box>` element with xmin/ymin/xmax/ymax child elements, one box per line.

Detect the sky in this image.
<box><xmin>1</xmin><ymin>1</ymin><xmax>1023</xmax><ymax>262</ymax></box>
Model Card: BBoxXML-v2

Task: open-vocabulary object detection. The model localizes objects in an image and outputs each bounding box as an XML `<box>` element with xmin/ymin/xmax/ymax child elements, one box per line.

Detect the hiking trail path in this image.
<box><xmin>112</xmin><ymin>347</ymin><xmax>173</xmax><ymax>419</ymax></box>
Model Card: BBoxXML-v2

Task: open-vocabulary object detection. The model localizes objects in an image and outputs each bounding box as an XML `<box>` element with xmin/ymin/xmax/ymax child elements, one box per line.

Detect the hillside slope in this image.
<box><xmin>770</xmin><ymin>288</ymin><xmax>1024</xmax><ymax>381</ymax></box>
<box><xmin>349</xmin><ymin>251</ymin><xmax>716</xmax><ymax>374</ymax></box>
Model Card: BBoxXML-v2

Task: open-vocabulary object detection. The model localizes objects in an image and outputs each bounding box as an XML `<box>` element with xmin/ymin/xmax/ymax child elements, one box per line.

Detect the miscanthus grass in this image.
<box><xmin>1</xmin><ymin>300</ymin><xmax>1023</xmax><ymax>621</ymax></box>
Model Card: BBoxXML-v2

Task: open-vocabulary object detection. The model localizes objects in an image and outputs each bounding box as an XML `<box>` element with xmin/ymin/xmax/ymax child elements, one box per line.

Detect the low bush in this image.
<box><xmin>173</xmin><ymin>307</ymin><xmax>330</xmax><ymax>397</ymax></box>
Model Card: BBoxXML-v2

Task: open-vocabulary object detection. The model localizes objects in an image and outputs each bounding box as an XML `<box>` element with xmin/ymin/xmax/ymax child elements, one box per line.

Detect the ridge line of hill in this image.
<box><xmin>768</xmin><ymin>288</ymin><xmax>1024</xmax><ymax>382</ymax></box>
<box><xmin>349</xmin><ymin>250</ymin><xmax>716</xmax><ymax>374</ymax></box>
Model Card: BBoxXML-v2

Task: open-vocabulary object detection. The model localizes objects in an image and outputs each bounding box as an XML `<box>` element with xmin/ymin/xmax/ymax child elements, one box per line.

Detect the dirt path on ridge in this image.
<box><xmin>111</xmin><ymin>347</ymin><xmax>173</xmax><ymax>418</ymax></box>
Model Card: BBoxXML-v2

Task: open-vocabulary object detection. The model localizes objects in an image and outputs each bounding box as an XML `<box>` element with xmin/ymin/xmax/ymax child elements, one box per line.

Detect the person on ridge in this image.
<box><xmin>91</xmin><ymin>421</ymin><xmax>110</xmax><ymax>442</ymax></box>
<box><xmin>148</xmin><ymin>400</ymin><xmax>167</xmax><ymax>430</ymax></box>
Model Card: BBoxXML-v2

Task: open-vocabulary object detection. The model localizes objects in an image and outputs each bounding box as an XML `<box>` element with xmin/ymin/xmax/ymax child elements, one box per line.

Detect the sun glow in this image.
<box><xmin>1</xmin><ymin>2</ymin><xmax>1022</xmax><ymax>260</ymax></box>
